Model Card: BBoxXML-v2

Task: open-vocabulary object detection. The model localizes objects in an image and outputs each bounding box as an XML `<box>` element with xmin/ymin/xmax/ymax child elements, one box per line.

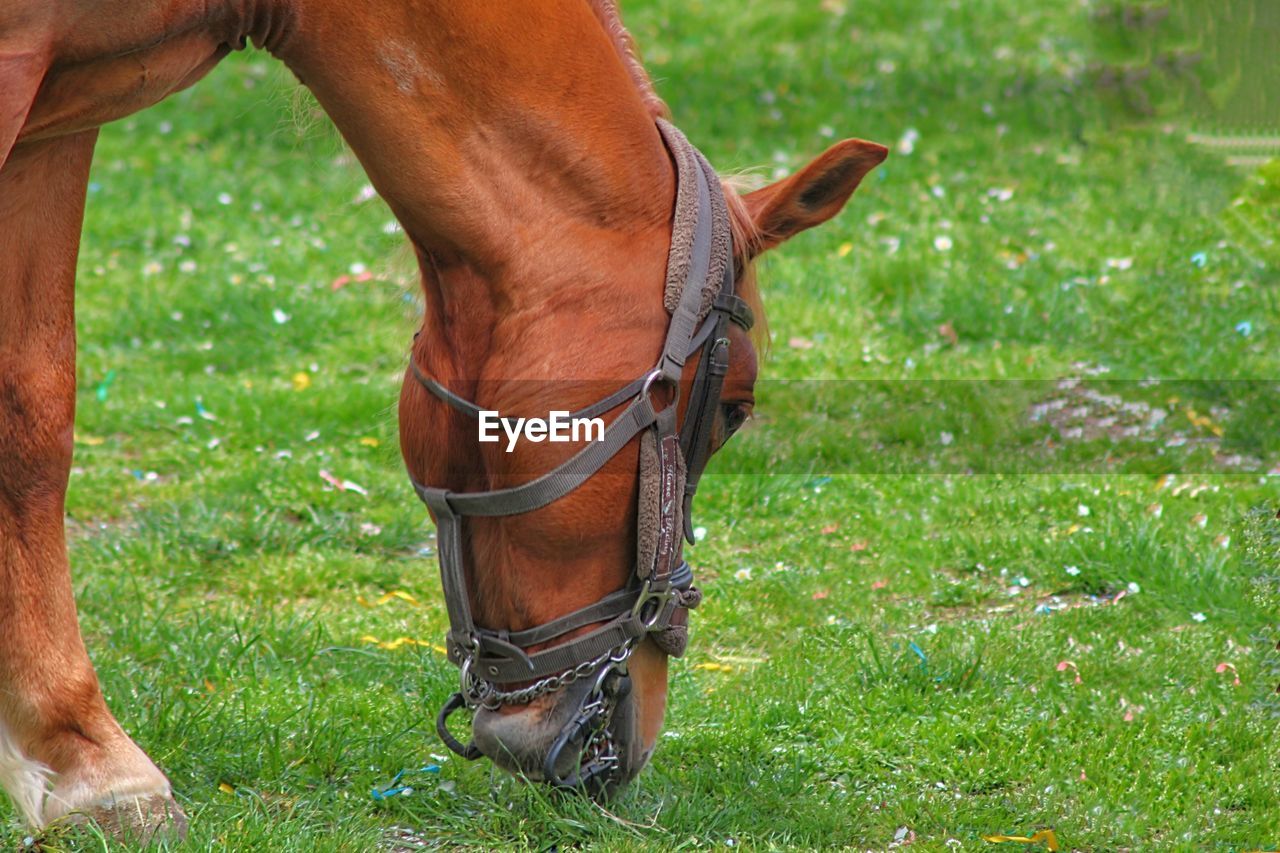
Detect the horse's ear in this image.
<box><xmin>741</xmin><ymin>138</ymin><xmax>887</xmax><ymax>254</ymax></box>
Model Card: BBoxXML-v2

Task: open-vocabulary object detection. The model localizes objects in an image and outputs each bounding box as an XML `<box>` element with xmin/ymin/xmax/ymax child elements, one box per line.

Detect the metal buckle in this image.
<box><xmin>458</xmin><ymin>636</ymin><xmax>492</xmax><ymax>707</ymax></box>
<box><xmin>709</xmin><ymin>337</ymin><xmax>731</xmax><ymax>374</ymax></box>
<box><xmin>459</xmin><ymin>656</ymin><xmax>484</xmax><ymax>705</ymax></box>
<box><xmin>631</xmin><ymin>580</ymin><xmax>677</xmax><ymax>630</ymax></box>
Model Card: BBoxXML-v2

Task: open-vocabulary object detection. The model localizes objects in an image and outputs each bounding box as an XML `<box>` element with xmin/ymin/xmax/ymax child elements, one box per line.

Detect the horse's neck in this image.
<box><xmin>285</xmin><ymin>0</ymin><xmax>677</xmax><ymax>376</ymax></box>
<box><xmin>281</xmin><ymin>3</ymin><xmax>671</xmax><ymax>260</ymax></box>
<box><xmin>12</xmin><ymin>0</ymin><xmax>675</xmax><ymax>337</ymax></box>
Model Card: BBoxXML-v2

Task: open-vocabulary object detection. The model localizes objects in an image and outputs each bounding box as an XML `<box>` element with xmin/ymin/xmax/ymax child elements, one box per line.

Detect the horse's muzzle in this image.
<box><xmin>470</xmin><ymin>669</ymin><xmax>647</xmax><ymax>797</ymax></box>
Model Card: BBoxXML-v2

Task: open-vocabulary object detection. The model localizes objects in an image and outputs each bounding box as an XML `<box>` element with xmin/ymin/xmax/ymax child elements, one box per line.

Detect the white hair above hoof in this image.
<box><xmin>0</xmin><ymin>723</ymin><xmax>53</xmax><ymax>828</ymax></box>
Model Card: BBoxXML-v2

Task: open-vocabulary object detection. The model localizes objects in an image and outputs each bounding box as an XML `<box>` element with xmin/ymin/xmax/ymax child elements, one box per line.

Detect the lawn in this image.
<box><xmin>6</xmin><ymin>0</ymin><xmax>1280</xmax><ymax>850</ymax></box>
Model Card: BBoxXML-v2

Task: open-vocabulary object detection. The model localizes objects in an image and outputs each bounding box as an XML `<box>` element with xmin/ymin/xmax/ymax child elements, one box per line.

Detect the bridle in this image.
<box><xmin>406</xmin><ymin>120</ymin><xmax>753</xmax><ymax>791</ymax></box>
<box><xmin>408</xmin><ymin>120</ymin><xmax>751</xmax><ymax>790</ymax></box>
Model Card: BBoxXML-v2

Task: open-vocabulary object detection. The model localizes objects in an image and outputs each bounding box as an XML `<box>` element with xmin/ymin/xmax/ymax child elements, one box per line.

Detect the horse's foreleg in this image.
<box><xmin>0</xmin><ymin>132</ymin><xmax>184</xmax><ymax>838</ymax></box>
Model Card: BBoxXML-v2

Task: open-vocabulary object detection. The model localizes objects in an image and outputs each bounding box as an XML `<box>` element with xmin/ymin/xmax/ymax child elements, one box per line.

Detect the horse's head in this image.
<box><xmin>397</xmin><ymin>129</ymin><xmax>885</xmax><ymax>793</ymax></box>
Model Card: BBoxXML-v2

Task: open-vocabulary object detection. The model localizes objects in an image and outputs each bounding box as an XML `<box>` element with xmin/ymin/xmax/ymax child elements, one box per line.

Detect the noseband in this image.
<box><xmin>406</xmin><ymin>121</ymin><xmax>753</xmax><ymax>791</ymax></box>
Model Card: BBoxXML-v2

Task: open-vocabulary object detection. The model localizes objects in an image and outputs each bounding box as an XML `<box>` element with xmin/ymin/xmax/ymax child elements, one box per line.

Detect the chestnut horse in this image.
<box><xmin>0</xmin><ymin>0</ymin><xmax>885</xmax><ymax>836</ymax></box>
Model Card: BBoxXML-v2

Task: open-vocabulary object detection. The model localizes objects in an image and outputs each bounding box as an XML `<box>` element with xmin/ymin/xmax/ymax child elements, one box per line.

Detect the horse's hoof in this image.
<box><xmin>50</xmin><ymin>793</ymin><xmax>189</xmax><ymax>845</ymax></box>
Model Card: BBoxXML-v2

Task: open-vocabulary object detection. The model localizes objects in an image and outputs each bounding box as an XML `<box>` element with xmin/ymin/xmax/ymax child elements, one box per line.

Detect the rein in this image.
<box><xmin>406</xmin><ymin>120</ymin><xmax>753</xmax><ymax>790</ymax></box>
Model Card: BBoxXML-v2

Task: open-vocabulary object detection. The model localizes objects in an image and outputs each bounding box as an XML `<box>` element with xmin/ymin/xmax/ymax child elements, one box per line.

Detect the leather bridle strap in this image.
<box><xmin>495</xmin><ymin>561</ymin><xmax>695</xmax><ymax>650</ymax></box>
<box><xmin>410</xmin><ymin>291</ymin><xmax>749</xmax><ymax>427</ymax></box>
<box><xmin>679</xmin><ymin>249</ymin><xmax>734</xmax><ymax>543</ymax></box>
<box><xmin>408</xmin><ymin>359</ymin><xmax>662</xmax><ymax>425</ymax></box>
<box><xmin>416</xmin><ymin>394</ymin><xmax>661</xmax><ymax>519</ymax></box>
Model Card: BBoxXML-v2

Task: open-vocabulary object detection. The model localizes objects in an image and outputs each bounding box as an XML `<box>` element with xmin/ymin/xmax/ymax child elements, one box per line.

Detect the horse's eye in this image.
<box><xmin>721</xmin><ymin>403</ymin><xmax>750</xmax><ymax>440</ymax></box>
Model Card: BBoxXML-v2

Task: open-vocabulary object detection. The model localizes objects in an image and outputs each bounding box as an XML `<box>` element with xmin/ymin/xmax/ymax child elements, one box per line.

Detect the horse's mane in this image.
<box><xmin>722</xmin><ymin>179</ymin><xmax>770</xmax><ymax>350</ymax></box>
<box><xmin>586</xmin><ymin>0</ymin><xmax>669</xmax><ymax>121</ymax></box>
<box><xmin>586</xmin><ymin>0</ymin><xmax>770</xmax><ymax>349</ymax></box>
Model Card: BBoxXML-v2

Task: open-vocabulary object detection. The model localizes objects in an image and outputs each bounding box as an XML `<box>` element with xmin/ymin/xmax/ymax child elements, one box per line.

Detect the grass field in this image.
<box><xmin>6</xmin><ymin>0</ymin><xmax>1280</xmax><ymax>849</ymax></box>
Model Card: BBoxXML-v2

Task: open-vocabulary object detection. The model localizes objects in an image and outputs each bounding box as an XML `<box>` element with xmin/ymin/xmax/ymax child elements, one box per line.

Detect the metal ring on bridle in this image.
<box><xmin>459</xmin><ymin>656</ymin><xmax>485</xmax><ymax>705</ymax></box>
<box><xmin>640</xmin><ymin>367</ymin><xmax>674</xmax><ymax>402</ymax></box>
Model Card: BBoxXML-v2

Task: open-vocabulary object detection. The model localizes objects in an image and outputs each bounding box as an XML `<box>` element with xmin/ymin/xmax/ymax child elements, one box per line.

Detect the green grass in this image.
<box><xmin>6</xmin><ymin>0</ymin><xmax>1280</xmax><ymax>849</ymax></box>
